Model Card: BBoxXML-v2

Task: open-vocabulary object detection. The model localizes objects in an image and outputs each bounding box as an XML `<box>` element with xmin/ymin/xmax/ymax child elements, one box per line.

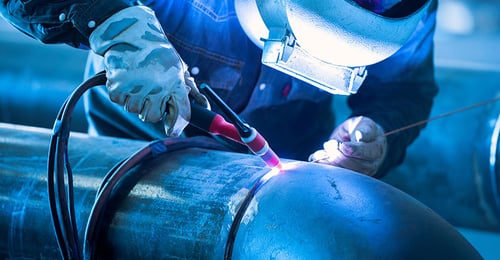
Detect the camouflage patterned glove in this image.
<box><xmin>90</xmin><ymin>6</ymin><xmax>207</xmax><ymax>136</ymax></box>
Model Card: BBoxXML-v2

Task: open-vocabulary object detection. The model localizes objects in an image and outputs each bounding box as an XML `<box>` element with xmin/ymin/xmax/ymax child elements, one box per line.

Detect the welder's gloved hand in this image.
<box><xmin>309</xmin><ymin>116</ymin><xmax>387</xmax><ymax>176</ymax></box>
<box><xmin>89</xmin><ymin>6</ymin><xmax>207</xmax><ymax>136</ymax></box>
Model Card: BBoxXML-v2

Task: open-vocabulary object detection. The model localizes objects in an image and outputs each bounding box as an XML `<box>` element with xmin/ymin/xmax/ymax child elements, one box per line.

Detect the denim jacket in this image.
<box><xmin>0</xmin><ymin>0</ymin><xmax>438</xmax><ymax>177</ymax></box>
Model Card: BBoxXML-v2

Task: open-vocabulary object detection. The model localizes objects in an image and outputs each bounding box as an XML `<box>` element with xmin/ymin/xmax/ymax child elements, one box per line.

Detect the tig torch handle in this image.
<box><xmin>189</xmin><ymin>102</ymin><xmax>240</xmax><ymax>142</ymax></box>
<box><xmin>189</xmin><ymin>102</ymin><xmax>281</xmax><ymax>168</ymax></box>
<box><xmin>241</xmin><ymin>127</ymin><xmax>281</xmax><ymax>168</ymax></box>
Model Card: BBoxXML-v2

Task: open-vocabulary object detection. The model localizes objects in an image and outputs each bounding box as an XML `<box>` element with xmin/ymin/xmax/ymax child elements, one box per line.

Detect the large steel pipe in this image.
<box><xmin>0</xmin><ymin>123</ymin><xmax>481</xmax><ymax>259</ymax></box>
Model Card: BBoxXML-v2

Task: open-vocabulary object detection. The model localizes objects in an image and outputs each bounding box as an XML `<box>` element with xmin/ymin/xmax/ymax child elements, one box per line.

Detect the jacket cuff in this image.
<box><xmin>70</xmin><ymin>0</ymin><xmax>132</xmax><ymax>39</ymax></box>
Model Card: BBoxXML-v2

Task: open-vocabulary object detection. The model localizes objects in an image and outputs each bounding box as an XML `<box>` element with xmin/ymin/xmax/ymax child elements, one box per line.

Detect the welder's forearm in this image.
<box><xmin>0</xmin><ymin>0</ymin><xmax>131</xmax><ymax>47</ymax></box>
<box><xmin>349</xmin><ymin>95</ymin><xmax>434</xmax><ymax>177</ymax></box>
<box><xmin>348</xmin><ymin>50</ymin><xmax>438</xmax><ymax>177</ymax></box>
<box><xmin>343</xmin><ymin>2</ymin><xmax>439</xmax><ymax>177</ymax></box>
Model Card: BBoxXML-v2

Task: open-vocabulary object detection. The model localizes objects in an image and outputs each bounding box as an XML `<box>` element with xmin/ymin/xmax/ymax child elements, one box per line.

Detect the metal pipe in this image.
<box><xmin>383</xmin><ymin>67</ymin><xmax>500</xmax><ymax>232</ymax></box>
<box><xmin>0</xmin><ymin>123</ymin><xmax>481</xmax><ymax>259</ymax></box>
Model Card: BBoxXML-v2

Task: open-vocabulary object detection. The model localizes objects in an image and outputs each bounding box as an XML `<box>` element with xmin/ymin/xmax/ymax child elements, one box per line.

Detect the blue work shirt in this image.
<box><xmin>0</xmin><ymin>0</ymin><xmax>438</xmax><ymax>177</ymax></box>
<box><xmin>84</xmin><ymin>0</ymin><xmax>336</xmax><ymax>162</ymax></box>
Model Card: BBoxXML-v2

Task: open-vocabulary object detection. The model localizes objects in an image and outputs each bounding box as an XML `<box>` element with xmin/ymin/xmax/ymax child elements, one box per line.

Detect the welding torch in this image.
<box><xmin>188</xmin><ymin>83</ymin><xmax>282</xmax><ymax>169</ymax></box>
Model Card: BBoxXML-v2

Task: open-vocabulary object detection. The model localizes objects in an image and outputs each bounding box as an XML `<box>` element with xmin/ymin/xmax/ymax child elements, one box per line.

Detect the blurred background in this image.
<box><xmin>0</xmin><ymin>0</ymin><xmax>499</xmax><ymax>258</ymax></box>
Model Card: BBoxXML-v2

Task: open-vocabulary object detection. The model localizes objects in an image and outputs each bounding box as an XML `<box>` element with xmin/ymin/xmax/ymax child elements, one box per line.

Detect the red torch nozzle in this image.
<box><xmin>240</xmin><ymin>127</ymin><xmax>282</xmax><ymax>169</ymax></box>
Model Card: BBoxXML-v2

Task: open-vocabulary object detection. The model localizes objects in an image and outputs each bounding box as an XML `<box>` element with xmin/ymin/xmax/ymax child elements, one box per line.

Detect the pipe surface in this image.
<box><xmin>0</xmin><ymin>123</ymin><xmax>481</xmax><ymax>259</ymax></box>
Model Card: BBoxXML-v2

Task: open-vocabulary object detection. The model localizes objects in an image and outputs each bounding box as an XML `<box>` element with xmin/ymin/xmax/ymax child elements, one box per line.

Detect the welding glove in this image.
<box><xmin>309</xmin><ymin>116</ymin><xmax>387</xmax><ymax>176</ymax></box>
<box><xmin>89</xmin><ymin>6</ymin><xmax>207</xmax><ymax>136</ymax></box>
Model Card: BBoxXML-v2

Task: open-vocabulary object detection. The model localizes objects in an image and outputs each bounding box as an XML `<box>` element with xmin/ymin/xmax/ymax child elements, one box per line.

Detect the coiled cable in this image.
<box><xmin>47</xmin><ymin>71</ymin><xmax>230</xmax><ymax>259</ymax></box>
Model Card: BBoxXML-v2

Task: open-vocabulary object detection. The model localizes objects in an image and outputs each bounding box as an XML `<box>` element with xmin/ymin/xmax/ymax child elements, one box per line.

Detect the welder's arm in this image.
<box><xmin>349</xmin><ymin>54</ymin><xmax>437</xmax><ymax>178</ymax></box>
<box><xmin>0</xmin><ymin>0</ymin><xmax>130</xmax><ymax>47</ymax></box>
<box><xmin>312</xmin><ymin>53</ymin><xmax>437</xmax><ymax>177</ymax></box>
<box><xmin>312</xmin><ymin>45</ymin><xmax>437</xmax><ymax>178</ymax></box>
<box><xmin>311</xmin><ymin>2</ymin><xmax>438</xmax><ymax>178</ymax></box>
<box><xmin>310</xmin><ymin>50</ymin><xmax>436</xmax><ymax>177</ymax></box>
<box><xmin>89</xmin><ymin>5</ymin><xmax>207</xmax><ymax>136</ymax></box>
<box><xmin>345</xmin><ymin>14</ymin><xmax>438</xmax><ymax>178</ymax></box>
<box><xmin>0</xmin><ymin>1</ymin><xmax>207</xmax><ymax>136</ymax></box>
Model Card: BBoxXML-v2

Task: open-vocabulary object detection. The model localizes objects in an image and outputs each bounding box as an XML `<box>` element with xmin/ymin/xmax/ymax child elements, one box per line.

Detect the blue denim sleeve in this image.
<box><xmin>0</xmin><ymin>0</ymin><xmax>132</xmax><ymax>48</ymax></box>
<box><xmin>347</xmin><ymin>0</ymin><xmax>439</xmax><ymax>177</ymax></box>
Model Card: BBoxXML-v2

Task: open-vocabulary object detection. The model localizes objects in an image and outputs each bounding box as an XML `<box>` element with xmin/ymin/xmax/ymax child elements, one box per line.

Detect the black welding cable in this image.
<box><xmin>96</xmin><ymin>158</ymin><xmax>127</xmax><ymax>196</ymax></box>
<box><xmin>223</xmin><ymin>173</ymin><xmax>274</xmax><ymax>260</ymax></box>
<box><xmin>49</xmin><ymin>94</ymin><xmax>85</xmax><ymax>259</ymax></box>
<box><xmin>64</xmin><ymin>71</ymin><xmax>107</xmax><ymax>259</ymax></box>
<box><xmin>49</xmin><ymin>98</ymin><xmax>81</xmax><ymax>260</ymax></box>
<box><xmin>83</xmin><ymin>142</ymin><xmax>153</xmax><ymax>259</ymax></box>
<box><xmin>83</xmin><ymin>139</ymin><xmax>172</xmax><ymax>259</ymax></box>
<box><xmin>83</xmin><ymin>137</ymin><xmax>230</xmax><ymax>259</ymax></box>
<box><xmin>59</xmin><ymin>133</ymin><xmax>79</xmax><ymax>258</ymax></box>
<box><xmin>48</xmin><ymin>71</ymin><xmax>107</xmax><ymax>260</ymax></box>
<box><xmin>48</xmin><ymin>120</ymin><xmax>70</xmax><ymax>259</ymax></box>
<box><xmin>51</xmin><ymin>71</ymin><xmax>106</xmax><ymax>259</ymax></box>
<box><xmin>48</xmin><ymin>71</ymin><xmax>245</xmax><ymax>259</ymax></box>
<box><xmin>56</xmin><ymin>135</ymin><xmax>78</xmax><ymax>258</ymax></box>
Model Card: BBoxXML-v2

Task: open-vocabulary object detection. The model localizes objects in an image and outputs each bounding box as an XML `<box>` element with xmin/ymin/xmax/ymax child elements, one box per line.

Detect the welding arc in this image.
<box><xmin>383</xmin><ymin>96</ymin><xmax>500</xmax><ymax>137</ymax></box>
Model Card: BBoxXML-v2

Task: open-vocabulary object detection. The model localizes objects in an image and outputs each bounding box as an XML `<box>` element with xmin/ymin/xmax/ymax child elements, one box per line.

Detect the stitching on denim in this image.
<box><xmin>167</xmin><ymin>33</ymin><xmax>245</xmax><ymax>69</ymax></box>
<box><xmin>190</xmin><ymin>0</ymin><xmax>236</xmax><ymax>22</ymax></box>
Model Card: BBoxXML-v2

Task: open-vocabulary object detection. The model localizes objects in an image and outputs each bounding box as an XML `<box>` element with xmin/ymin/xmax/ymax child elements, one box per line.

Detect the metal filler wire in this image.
<box><xmin>311</xmin><ymin>96</ymin><xmax>500</xmax><ymax>163</ymax></box>
<box><xmin>382</xmin><ymin>96</ymin><xmax>500</xmax><ymax>137</ymax></box>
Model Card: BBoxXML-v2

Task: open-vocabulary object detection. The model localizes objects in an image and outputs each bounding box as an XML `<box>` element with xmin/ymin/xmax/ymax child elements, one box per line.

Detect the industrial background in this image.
<box><xmin>1</xmin><ymin>0</ymin><xmax>499</xmax><ymax>258</ymax></box>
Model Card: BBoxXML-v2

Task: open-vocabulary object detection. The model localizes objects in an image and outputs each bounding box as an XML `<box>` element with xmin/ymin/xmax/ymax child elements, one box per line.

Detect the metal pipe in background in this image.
<box><xmin>0</xmin><ymin>22</ymin><xmax>89</xmax><ymax>132</ymax></box>
<box><xmin>0</xmin><ymin>123</ymin><xmax>481</xmax><ymax>259</ymax></box>
<box><xmin>0</xmin><ymin>71</ymin><xmax>88</xmax><ymax>132</ymax></box>
<box><xmin>383</xmin><ymin>67</ymin><xmax>500</xmax><ymax>232</ymax></box>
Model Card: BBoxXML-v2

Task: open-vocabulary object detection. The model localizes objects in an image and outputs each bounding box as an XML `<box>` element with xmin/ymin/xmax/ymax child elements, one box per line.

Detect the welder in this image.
<box><xmin>0</xmin><ymin>0</ymin><xmax>438</xmax><ymax>177</ymax></box>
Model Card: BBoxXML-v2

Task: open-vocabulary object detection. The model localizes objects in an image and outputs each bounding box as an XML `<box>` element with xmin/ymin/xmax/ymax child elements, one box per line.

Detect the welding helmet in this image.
<box><xmin>235</xmin><ymin>0</ymin><xmax>432</xmax><ymax>95</ymax></box>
